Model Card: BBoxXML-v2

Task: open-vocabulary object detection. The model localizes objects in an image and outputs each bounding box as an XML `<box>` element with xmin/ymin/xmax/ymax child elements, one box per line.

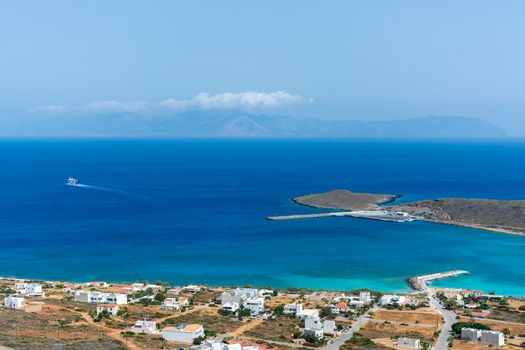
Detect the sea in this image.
<box><xmin>0</xmin><ymin>139</ymin><xmax>524</xmax><ymax>296</ymax></box>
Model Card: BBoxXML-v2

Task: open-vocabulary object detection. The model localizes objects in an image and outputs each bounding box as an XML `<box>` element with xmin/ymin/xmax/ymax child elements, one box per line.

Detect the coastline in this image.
<box><xmin>290</xmin><ymin>190</ymin><xmax>525</xmax><ymax>237</ymax></box>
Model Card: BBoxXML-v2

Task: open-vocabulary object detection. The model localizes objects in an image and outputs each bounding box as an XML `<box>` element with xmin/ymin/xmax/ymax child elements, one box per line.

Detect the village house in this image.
<box><xmin>130</xmin><ymin>320</ymin><xmax>160</xmax><ymax>334</ymax></box>
<box><xmin>221</xmin><ymin>301</ymin><xmax>240</xmax><ymax>314</ymax></box>
<box><xmin>96</xmin><ymin>304</ymin><xmax>119</xmax><ymax>317</ymax></box>
<box><xmin>332</xmin><ymin>301</ymin><xmax>350</xmax><ymax>313</ymax></box>
<box><xmin>14</xmin><ymin>282</ymin><xmax>44</xmax><ymax>297</ymax></box>
<box><xmin>379</xmin><ymin>295</ymin><xmax>406</xmax><ymax>306</ymax></box>
<box><xmin>221</xmin><ymin>288</ymin><xmax>258</xmax><ymax>305</ymax></box>
<box><xmin>162</xmin><ymin>324</ymin><xmax>205</xmax><ymax>343</ymax></box>
<box><xmin>283</xmin><ymin>303</ymin><xmax>303</xmax><ymax>316</ymax></box>
<box><xmin>359</xmin><ymin>291</ymin><xmax>371</xmax><ymax>303</ymax></box>
<box><xmin>161</xmin><ymin>297</ymin><xmax>181</xmax><ymax>311</ymax></box>
<box><xmin>194</xmin><ymin>341</ymin><xmax>259</xmax><ymax>350</ymax></box>
<box><xmin>244</xmin><ymin>297</ymin><xmax>265</xmax><ymax>315</ymax></box>
<box><xmin>178</xmin><ymin>296</ymin><xmax>190</xmax><ymax>306</ymax></box>
<box><xmin>74</xmin><ymin>290</ymin><xmax>128</xmax><ymax>304</ymax></box>
<box><xmin>461</xmin><ymin>328</ymin><xmax>505</xmax><ymax>347</ymax></box>
<box><xmin>397</xmin><ymin>337</ymin><xmax>421</xmax><ymax>349</ymax></box>
<box><xmin>4</xmin><ymin>296</ymin><xmax>25</xmax><ymax>309</ymax></box>
<box><xmin>303</xmin><ymin>316</ymin><xmax>336</xmax><ymax>339</ymax></box>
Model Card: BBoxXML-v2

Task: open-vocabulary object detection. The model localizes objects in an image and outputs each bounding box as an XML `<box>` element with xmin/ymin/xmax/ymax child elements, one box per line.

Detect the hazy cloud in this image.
<box><xmin>29</xmin><ymin>104</ymin><xmax>69</xmax><ymax>113</ymax></box>
<box><xmin>86</xmin><ymin>100</ymin><xmax>148</xmax><ymax>113</ymax></box>
<box><xmin>29</xmin><ymin>91</ymin><xmax>311</xmax><ymax>115</ymax></box>
<box><xmin>159</xmin><ymin>91</ymin><xmax>309</xmax><ymax>111</ymax></box>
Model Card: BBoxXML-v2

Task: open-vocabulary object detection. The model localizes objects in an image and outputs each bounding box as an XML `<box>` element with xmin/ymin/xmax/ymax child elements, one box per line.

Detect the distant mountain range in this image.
<box><xmin>9</xmin><ymin>112</ymin><xmax>506</xmax><ymax>138</ymax></box>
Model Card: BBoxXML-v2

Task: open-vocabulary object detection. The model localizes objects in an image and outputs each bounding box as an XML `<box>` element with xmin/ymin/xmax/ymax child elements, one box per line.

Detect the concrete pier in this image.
<box><xmin>408</xmin><ymin>270</ymin><xmax>470</xmax><ymax>291</ymax></box>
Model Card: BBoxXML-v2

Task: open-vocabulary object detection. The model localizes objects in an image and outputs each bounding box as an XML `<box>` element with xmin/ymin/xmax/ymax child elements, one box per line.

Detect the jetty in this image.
<box><xmin>267</xmin><ymin>210</ymin><xmax>417</xmax><ymax>222</ymax></box>
<box><xmin>407</xmin><ymin>270</ymin><xmax>470</xmax><ymax>291</ymax></box>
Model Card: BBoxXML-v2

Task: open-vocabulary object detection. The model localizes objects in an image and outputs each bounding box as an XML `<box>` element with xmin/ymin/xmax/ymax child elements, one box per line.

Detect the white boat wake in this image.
<box><xmin>66</xmin><ymin>180</ymin><xmax>153</xmax><ymax>200</ymax></box>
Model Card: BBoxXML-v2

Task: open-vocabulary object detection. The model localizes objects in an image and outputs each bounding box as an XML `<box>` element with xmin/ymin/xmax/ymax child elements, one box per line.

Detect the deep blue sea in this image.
<box><xmin>0</xmin><ymin>139</ymin><xmax>524</xmax><ymax>296</ymax></box>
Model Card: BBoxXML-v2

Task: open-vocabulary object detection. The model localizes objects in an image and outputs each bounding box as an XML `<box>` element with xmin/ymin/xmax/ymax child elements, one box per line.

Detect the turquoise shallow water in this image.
<box><xmin>0</xmin><ymin>139</ymin><xmax>523</xmax><ymax>295</ymax></box>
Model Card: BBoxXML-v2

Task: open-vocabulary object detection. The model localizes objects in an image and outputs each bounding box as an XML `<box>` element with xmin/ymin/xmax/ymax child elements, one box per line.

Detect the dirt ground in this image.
<box><xmin>359</xmin><ymin>322</ymin><xmax>438</xmax><ymax>343</ymax></box>
<box><xmin>373</xmin><ymin>310</ymin><xmax>443</xmax><ymax>325</ymax></box>
<box><xmin>458</xmin><ymin>317</ymin><xmax>525</xmax><ymax>336</ymax></box>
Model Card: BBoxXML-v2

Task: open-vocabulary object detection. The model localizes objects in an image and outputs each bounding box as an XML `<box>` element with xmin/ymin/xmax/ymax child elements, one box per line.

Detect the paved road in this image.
<box><xmin>421</xmin><ymin>284</ymin><xmax>456</xmax><ymax>350</ymax></box>
<box><xmin>323</xmin><ymin>307</ymin><xmax>377</xmax><ymax>350</ymax></box>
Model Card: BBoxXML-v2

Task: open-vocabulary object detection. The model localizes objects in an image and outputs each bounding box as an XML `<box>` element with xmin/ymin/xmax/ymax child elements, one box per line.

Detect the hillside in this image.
<box><xmin>9</xmin><ymin>112</ymin><xmax>506</xmax><ymax>138</ymax></box>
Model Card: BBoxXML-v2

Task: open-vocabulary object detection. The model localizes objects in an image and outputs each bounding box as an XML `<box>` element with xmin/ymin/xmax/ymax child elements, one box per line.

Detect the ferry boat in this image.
<box><xmin>66</xmin><ymin>177</ymin><xmax>79</xmax><ymax>186</ymax></box>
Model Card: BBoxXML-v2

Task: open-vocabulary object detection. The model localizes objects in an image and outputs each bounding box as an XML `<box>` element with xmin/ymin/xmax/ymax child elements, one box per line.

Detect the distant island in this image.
<box><xmin>293</xmin><ymin>190</ymin><xmax>525</xmax><ymax>236</ymax></box>
<box><xmin>6</xmin><ymin>112</ymin><xmax>506</xmax><ymax>138</ymax></box>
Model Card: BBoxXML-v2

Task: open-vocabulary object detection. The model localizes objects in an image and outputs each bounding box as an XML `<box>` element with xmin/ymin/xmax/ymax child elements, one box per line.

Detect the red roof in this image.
<box><xmin>336</xmin><ymin>301</ymin><xmax>348</xmax><ymax>308</ymax></box>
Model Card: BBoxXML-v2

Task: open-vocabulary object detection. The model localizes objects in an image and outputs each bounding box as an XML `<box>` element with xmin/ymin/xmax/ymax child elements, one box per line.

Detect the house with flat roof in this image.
<box><xmin>74</xmin><ymin>291</ymin><xmax>127</xmax><ymax>304</ymax></box>
<box><xmin>131</xmin><ymin>320</ymin><xmax>160</xmax><ymax>334</ymax></box>
<box><xmin>397</xmin><ymin>337</ymin><xmax>421</xmax><ymax>349</ymax></box>
<box><xmin>162</xmin><ymin>324</ymin><xmax>204</xmax><ymax>343</ymax></box>
<box><xmin>96</xmin><ymin>304</ymin><xmax>119</xmax><ymax>317</ymax></box>
<box><xmin>283</xmin><ymin>303</ymin><xmax>303</xmax><ymax>316</ymax></box>
<box><xmin>14</xmin><ymin>282</ymin><xmax>44</xmax><ymax>297</ymax></box>
<box><xmin>4</xmin><ymin>296</ymin><xmax>25</xmax><ymax>309</ymax></box>
<box><xmin>244</xmin><ymin>297</ymin><xmax>265</xmax><ymax>315</ymax></box>
<box><xmin>161</xmin><ymin>298</ymin><xmax>181</xmax><ymax>311</ymax></box>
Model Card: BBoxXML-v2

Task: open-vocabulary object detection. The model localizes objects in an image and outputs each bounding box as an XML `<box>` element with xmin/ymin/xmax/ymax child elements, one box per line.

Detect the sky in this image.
<box><xmin>1</xmin><ymin>1</ymin><xmax>525</xmax><ymax>134</ymax></box>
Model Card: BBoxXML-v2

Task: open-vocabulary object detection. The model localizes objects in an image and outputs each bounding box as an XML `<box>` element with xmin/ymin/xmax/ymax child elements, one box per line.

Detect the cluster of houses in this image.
<box><xmin>461</xmin><ymin>328</ymin><xmax>505</xmax><ymax>347</ymax></box>
<box><xmin>3</xmin><ymin>281</ymin><xmax>45</xmax><ymax>312</ymax></box>
<box><xmin>191</xmin><ymin>341</ymin><xmax>259</xmax><ymax>350</ymax></box>
<box><xmin>220</xmin><ymin>288</ymin><xmax>269</xmax><ymax>316</ymax></box>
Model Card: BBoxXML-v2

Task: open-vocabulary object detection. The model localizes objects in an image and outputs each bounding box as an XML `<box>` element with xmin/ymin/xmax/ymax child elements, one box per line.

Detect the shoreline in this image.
<box><xmin>290</xmin><ymin>190</ymin><xmax>525</xmax><ymax>237</ymax></box>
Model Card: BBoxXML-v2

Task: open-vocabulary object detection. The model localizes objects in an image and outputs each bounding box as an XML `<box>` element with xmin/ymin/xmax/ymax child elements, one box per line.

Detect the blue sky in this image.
<box><xmin>1</xmin><ymin>1</ymin><xmax>525</xmax><ymax>134</ymax></box>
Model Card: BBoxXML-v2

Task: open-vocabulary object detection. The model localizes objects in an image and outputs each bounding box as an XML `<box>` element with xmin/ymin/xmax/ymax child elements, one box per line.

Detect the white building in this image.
<box><xmin>461</xmin><ymin>328</ymin><xmax>481</xmax><ymax>342</ymax></box>
<box><xmin>15</xmin><ymin>283</ymin><xmax>44</xmax><ymax>297</ymax></box>
<box><xmin>297</xmin><ymin>308</ymin><xmax>320</xmax><ymax>319</ymax></box>
<box><xmin>244</xmin><ymin>298</ymin><xmax>265</xmax><ymax>315</ymax></box>
<box><xmin>359</xmin><ymin>291</ymin><xmax>371</xmax><ymax>303</ymax></box>
<box><xmin>283</xmin><ymin>303</ymin><xmax>303</xmax><ymax>316</ymax></box>
<box><xmin>74</xmin><ymin>291</ymin><xmax>128</xmax><ymax>304</ymax></box>
<box><xmin>461</xmin><ymin>328</ymin><xmax>505</xmax><ymax>347</ymax></box>
<box><xmin>222</xmin><ymin>301</ymin><xmax>240</xmax><ymax>314</ymax></box>
<box><xmin>396</xmin><ymin>337</ymin><xmax>421</xmax><ymax>349</ymax></box>
<box><xmin>96</xmin><ymin>304</ymin><xmax>119</xmax><ymax>317</ymax></box>
<box><xmin>4</xmin><ymin>296</ymin><xmax>25</xmax><ymax>309</ymax></box>
<box><xmin>162</xmin><ymin>324</ymin><xmax>205</xmax><ymax>343</ymax></box>
<box><xmin>323</xmin><ymin>320</ymin><xmax>336</xmax><ymax>333</ymax></box>
<box><xmin>480</xmin><ymin>330</ymin><xmax>505</xmax><ymax>346</ymax></box>
<box><xmin>161</xmin><ymin>298</ymin><xmax>181</xmax><ymax>311</ymax></box>
<box><xmin>379</xmin><ymin>295</ymin><xmax>406</xmax><ymax>306</ymax></box>
<box><xmin>131</xmin><ymin>320</ymin><xmax>160</xmax><ymax>334</ymax></box>
<box><xmin>304</xmin><ymin>328</ymin><xmax>324</xmax><ymax>339</ymax></box>
<box><xmin>196</xmin><ymin>341</ymin><xmax>259</xmax><ymax>350</ymax></box>
<box><xmin>221</xmin><ymin>288</ymin><xmax>258</xmax><ymax>305</ymax></box>
<box><xmin>305</xmin><ymin>316</ymin><xmax>323</xmax><ymax>331</ymax></box>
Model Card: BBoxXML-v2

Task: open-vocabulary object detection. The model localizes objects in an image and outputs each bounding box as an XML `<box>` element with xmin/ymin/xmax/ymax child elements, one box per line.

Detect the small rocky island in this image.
<box><xmin>292</xmin><ymin>190</ymin><xmax>525</xmax><ymax>236</ymax></box>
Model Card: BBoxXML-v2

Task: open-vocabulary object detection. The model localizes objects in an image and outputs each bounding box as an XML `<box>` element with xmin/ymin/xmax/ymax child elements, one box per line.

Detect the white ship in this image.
<box><xmin>66</xmin><ymin>177</ymin><xmax>79</xmax><ymax>186</ymax></box>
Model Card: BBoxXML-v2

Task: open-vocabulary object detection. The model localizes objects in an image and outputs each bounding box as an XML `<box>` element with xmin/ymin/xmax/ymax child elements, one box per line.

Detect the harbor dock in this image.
<box><xmin>267</xmin><ymin>210</ymin><xmax>417</xmax><ymax>222</ymax></box>
<box><xmin>407</xmin><ymin>270</ymin><xmax>470</xmax><ymax>291</ymax></box>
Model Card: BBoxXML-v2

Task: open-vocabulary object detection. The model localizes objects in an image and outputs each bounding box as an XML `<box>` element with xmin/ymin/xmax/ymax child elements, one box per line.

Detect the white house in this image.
<box><xmin>131</xmin><ymin>320</ymin><xmax>160</xmax><ymax>334</ymax></box>
<box><xmin>297</xmin><ymin>308</ymin><xmax>319</xmax><ymax>319</ymax></box>
<box><xmin>162</xmin><ymin>324</ymin><xmax>205</xmax><ymax>343</ymax></box>
<box><xmin>461</xmin><ymin>328</ymin><xmax>481</xmax><ymax>342</ymax></box>
<box><xmin>222</xmin><ymin>301</ymin><xmax>240</xmax><ymax>314</ymax></box>
<box><xmin>461</xmin><ymin>328</ymin><xmax>505</xmax><ymax>347</ymax></box>
<box><xmin>304</xmin><ymin>328</ymin><xmax>324</xmax><ymax>339</ymax></box>
<box><xmin>96</xmin><ymin>304</ymin><xmax>119</xmax><ymax>317</ymax></box>
<box><xmin>161</xmin><ymin>298</ymin><xmax>181</xmax><ymax>311</ymax></box>
<box><xmin>244</xmin><ymin>298</ymin><xmax>265</xmax><ymax>315</ymax></box>
<box><xmin>323</xmin><ymin>320</ymin><xmax>336</xmax><ymax>333</ymax></box>
<box><xmin>397</xmin><ymin>337</ymin><xmax>421</xmax><ymax>349</ymax></box>
<box><xmin>359</xmin><ymin>291</ymin><xmax>371</xmax><ymax>303</ymax></box>
<box><xmin>480</xmin><ymin>330</ymin><xmax>505</xmax><ymax>346</ymax></box>
<box><xmin>74</xmin><ymin>291</ymin><xmax>127</xmax><ymax>304</ymax></box>
<box><xmin>221</xmin><ymin>288</ymin><xmax>258</xmax><ymax>305</ymax></box>
<box><xmin>283</xmin><ymin>303</ymin><xmax>303</xmax><ymax>316</ymax></box>
<box><xmin>196</xmin><ymin>341</ymin><xmax>259</xmax><ymax>350</ymax></box>
<box><xmin>4</xmin><ymin>296</ymin><xmax>25</xmax><ymax>309</ymax></box>
<box><xmin>379</xmin><ymin>295</ymin><xmax>406</xmax><ymax>306</ymax></box>
<box><xmin>305</xmin><ymin>316</ymin><xmax>323</xmax><ymax>331</ymax></box>
<box><xmin>15</xmin><ymin>283</ymin><xmax>44</xmax><ymax>297</ymax></box>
